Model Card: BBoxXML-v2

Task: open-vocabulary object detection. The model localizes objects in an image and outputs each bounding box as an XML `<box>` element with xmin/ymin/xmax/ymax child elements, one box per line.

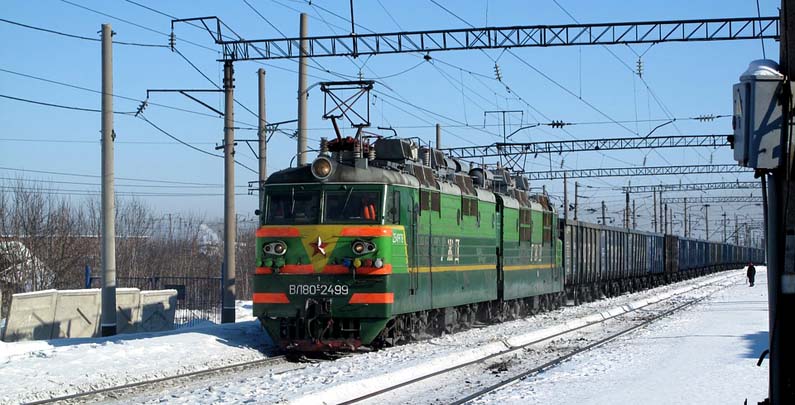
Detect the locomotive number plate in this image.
<box><xmin>288</xmin><ymin>284</ymin><xmax>349</xmax><ymax>296</ymax></box>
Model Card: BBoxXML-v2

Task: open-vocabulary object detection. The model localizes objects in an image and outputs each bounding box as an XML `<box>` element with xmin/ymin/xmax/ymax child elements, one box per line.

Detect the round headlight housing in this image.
<box><xmin>311</xmin><ymin>156</ymin><xmax>334</xmax><ymax>180</ymax></box>
<box><xmin>351</xmin><ymin>240</ymin><xmax>376</xmax><ymax>255</ymax></box>
<box><xmin>263</xmin><ymin>240</ymin><xmax>288</xmax><ymax>256</ymax></box>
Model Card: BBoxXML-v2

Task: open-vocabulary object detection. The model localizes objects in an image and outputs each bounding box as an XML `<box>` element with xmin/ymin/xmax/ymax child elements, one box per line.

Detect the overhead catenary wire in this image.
<box><xmin>137</xmin><ymin>115</ymin><xmax>258</xmax><ymax>174</ymax></box>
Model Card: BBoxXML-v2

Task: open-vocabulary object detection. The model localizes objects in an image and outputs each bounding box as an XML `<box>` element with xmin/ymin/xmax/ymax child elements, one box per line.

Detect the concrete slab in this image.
<box><xmin>2</xmin><ymin>290</ymin><xmax>57</xmax><ymax>342</ymax></box>
<box><xmin>116</xmin><ymin>288</ymin><xmax>141</xmax><ymax>334</ymax></box>
<box><xmin>139</xmin><ymin>290</ymin><xmax>177</xmax><ymax>332</ymax></box>
<box><xmin>52</xmin><ymin>289</ymin><xmax>101</xmax><ymax>338</ymax></box>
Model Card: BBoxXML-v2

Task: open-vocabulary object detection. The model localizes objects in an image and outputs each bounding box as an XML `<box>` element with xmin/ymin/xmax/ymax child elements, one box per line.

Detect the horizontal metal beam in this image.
<box><xmin>662</xmin><ymin>196</ymin><xmax>763</xmax><ymax>204</ymax></box>
<box><xmin>443</xmin><ymin>134</ymin><xmax>730</xmax><ymax>159</ymax></box>
<box><xmin>623</xmin><ymin>181</ymin><xmax>761</xmax><ymax>193</ymax></box>
<box><xmin>523</xmin><ymin>164</ymin><xmax>751</xmax><ymax>180</ymax></box>
<box><xmin>173</xmin><ymin>16</ymin><xmax>780</xmax><ymax>61</ymax></box>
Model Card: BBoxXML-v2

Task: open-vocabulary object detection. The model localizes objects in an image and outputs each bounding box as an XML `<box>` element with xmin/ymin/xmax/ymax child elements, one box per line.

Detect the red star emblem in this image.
<box><xmin>310</xmin><ymin>236</ymin><xmax>327</xmax><ymax>256</ymax></box>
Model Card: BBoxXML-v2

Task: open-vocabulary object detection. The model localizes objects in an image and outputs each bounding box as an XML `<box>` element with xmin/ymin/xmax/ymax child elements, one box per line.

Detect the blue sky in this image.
<box><xmin>0</xmin><ymin>0</ymin><xmax>774</xmax><ymax>239</ymax></box>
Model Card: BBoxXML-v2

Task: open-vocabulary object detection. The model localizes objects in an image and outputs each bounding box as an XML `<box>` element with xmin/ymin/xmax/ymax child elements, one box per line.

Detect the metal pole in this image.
<box><xmin>436</xmin><ymin>123</ymin><xmax>442</xmax><ymax>149</ymax></box>
<box><xmin>574</xmin><ymin>181</ymin><xmax>579</xmax><ymax>221</ymax></box>
<box><xmin>769</xmin><ymin>5</ymin><xmax>794</xmax><ymax>398</ymax></box>
<box><xmin>258</xmin><ymin>68</ymin><xmax>267</xmax><ymax>211</ymax></box>
<box><xmin>222</xmin><ymin>60</ymin><xmax>236</xmax><ymax>324</ymax></box>
<box><xmin>296</xmin><ymin>13</ymin><xmax>309</xmax><ymax>166</ymax></box>
<box><xmin>632</xmin><ymin>199</ymin><xmax>636</xmax><ymax>229</ymax></box>
<box><xmin>663</xmin><ymin>203</ymin><xmax>668</xmax><ymax>234</ymax></box>
<box><xmin>100</xmin><ymin>23</ymin><xmax>116</xmax><ymax>337</ymax></box>
<box><xmin>563</xmin><ymin>172</ymin><xmax>569</xmax><ymax>222</ymax></box>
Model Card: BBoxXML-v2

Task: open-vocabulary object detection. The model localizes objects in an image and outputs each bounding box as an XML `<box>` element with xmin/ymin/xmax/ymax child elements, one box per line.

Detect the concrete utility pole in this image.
<box><xmin>683</xmin><ymin>197</ymin><xmax>688</xmax><ymax>237</ymax></box>
<box><xmin>659</xmin><ymin>191</ymin><xmax>664</xmax><ymax>233</ymax></box>
<box><xmin>601</xmin><ymin>200</ymin><xmax>606</xmax><ymax>226</ymax></box>
<box><xmin>296</xmin><ymin>13</ymin><xmax>309</xmax><ymax>166</ymax></box>
<box><xmin>563</xmin><ymin>172</ymin><xmax>569</xmax><ymax>222</ymax></box>
<box><xmin>100</xmin><ymin>23</ymin><xmax>116</xmax><ymax>337</ymax></box>
<box><xmin>258</xmin><ymin>68</ymin><xmax>267</xmax><ymax>210</ymax></box>
<box><xmin>704</xmin><ymin>204</ymin><xmax>710</xmax><ymax>241</ymax></box>
<box><xmin>574</xmin><ymin>181</ymin><xmax>579</xmax><ymax>221</ymax></box>
<box><xmin>222</xmin><ymin>60</ymin><xmax>236</xmax><ymax>324</ymax></box>
<box><xmin>632</xmin><ymin>200</ymin><xmax>636</xmax><ymax>229</ymax></box>
<box><xmin>663</xmin><ymin>203</ymin><xmax>668</xmax><ymax>234</ymax></box>
<box><xmin>625</xmin><ymin>190</ymin><xmax>630</xmax><ymax>228</ymax></box>
<box><xmin>436</xmin><ymin>123</ymin><xmax>442</xmax><ymax>149</ymax></box>
<box><xmin>653</xmin><ymin>191</ymin><xmax>658</xmax><ymax>232</ymax></box>
<box><xmin>722</xmin><ymin>212</ymin><xmax>728</xmax><ymax>242</ymax></box>
<box><xmin>735</xmin><ymin>214</ymin><xmax>740</xmax><ymax>245</ymax></box>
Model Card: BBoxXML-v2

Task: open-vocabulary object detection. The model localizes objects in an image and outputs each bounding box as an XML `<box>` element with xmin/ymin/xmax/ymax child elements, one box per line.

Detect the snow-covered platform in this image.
<box><xmin>475</xmin><ymin>268</ymin><xmax>770</xmax><ymax>404</ymax></box>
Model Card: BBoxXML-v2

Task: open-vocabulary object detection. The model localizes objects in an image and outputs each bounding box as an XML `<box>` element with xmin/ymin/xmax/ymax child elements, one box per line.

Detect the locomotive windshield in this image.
<box><xmin>265</xmin><ymin>188</ymin><xmax>320</xmax><ymax>225</ymax></box>
<box><xmin>324</xmin><ymin>189</ymin><xmax>381</xmax><ymax>223</ymax></box>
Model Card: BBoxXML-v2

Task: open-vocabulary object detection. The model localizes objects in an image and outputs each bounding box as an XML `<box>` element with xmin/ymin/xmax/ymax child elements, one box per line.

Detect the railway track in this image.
<box><xmin>337</xmin><ymin>275</ymin><xmax>737</xmax><ymax>405</ymax></box>
<box><xmin>24</xmin><ymin>353</ymin><xmax>293</xmax><ymax>405</ymax></box>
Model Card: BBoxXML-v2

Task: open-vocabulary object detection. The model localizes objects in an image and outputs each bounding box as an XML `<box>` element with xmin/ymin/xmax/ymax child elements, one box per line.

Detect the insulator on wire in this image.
<box><xmin>549</xmin><ymin>120</ymin><xmax>566</xmax><ymax>128</ymax></box>
<box><xmin>636</xmin><ymin>58</ymin><xmax>643</xmax><ymax>77</ymax></box>
<box><xmin>169</xmin><ymin>32</ymin><xmax>176</xmax><ymax>51</ymax></box>
<box><xmin>494</xmin><ymin>63</ymin><xmax>503</xmax><ymax>82</ymax></box>
<box><xmin>135</xmin><ymin>99</ymin><xmax>148</xmax><ymax>117</ymax></box>
<box><xmin>694</xmin><ymin>114</ymin><xmax>717</xmax><ymax>122</ymax></box>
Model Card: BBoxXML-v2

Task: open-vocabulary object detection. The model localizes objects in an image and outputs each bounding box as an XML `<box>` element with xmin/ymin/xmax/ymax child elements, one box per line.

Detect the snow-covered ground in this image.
<box><xmin>0</xmin><ymin>269</ymin><xmax>768</xmax><ymax>404</ymax></box>
<box><xmin>472</xmin><ymin>268</ymin><xmax>769</xmax><ymax>404</ymax></box>
<box><xmin>0</xmin><ymin>300</ymin><xmax>270</xmax><ymax>404</ymax></box>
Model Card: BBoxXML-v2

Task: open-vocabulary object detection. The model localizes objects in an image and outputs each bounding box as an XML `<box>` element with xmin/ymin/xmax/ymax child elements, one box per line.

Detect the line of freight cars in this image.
<box><xmin>562</xmin><ymin>219</ymin><xmax>765</xmax><ymax>304</ymax></box>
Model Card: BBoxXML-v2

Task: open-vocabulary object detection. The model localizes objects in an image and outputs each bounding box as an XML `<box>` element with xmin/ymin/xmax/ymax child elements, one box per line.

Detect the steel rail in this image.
<box><xmin>340</xmin><ymin>273</ymin><xmax>736</xmax><ymax>404</ymax></box>
<box><xmin>25</xmin><ymin>353</ymin><xmax>288</xmax><ymax>405</ymax></box>
<box><xmin>450</xmin><ymin>284</ymin><xmax>731</xmax><ymax>404</ymax></box>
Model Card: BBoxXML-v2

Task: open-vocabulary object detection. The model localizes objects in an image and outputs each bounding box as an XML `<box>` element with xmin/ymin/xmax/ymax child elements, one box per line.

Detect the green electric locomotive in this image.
<box><xmin>253</xmin><ymin>135</ymin><xmax>563</xmax><ymax>351</ymax></box>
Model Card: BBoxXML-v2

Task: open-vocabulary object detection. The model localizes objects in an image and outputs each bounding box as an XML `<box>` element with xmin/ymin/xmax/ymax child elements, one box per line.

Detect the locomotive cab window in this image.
<box><xmin>265</xmin><ymin>188</ymin><xmax>320</xmax><ymax>225</ymax></box>
<box><xmin>324</xmin><ymin>188</ymin><xmax>382</xmax><ymax>223</ymax></box>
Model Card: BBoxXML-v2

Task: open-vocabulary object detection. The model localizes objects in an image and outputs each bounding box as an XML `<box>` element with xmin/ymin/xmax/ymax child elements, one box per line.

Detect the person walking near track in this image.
<box><xmin>747</xmin><ymin>262</ymin><xmax>756</xmax><ymax>287</ymax></box>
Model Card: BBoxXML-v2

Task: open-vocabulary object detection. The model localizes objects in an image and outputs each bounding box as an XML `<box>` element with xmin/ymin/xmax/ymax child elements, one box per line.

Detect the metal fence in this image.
<box><xmin>90</xmin><ymin>276</ymin><xmax>222</xmax><ymax>328</ymax></box>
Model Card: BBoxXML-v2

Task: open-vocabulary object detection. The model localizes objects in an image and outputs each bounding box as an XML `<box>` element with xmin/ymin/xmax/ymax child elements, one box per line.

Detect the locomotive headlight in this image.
<box><xmin>351</xmin><ymin>240</ymin><xmax>376</xmax><ymax>255</ymax></box>
<box><xmin>311</xmin><ymin>156</ymin><xmax>334</xmax><ymax>180</ymax></box>
<box><xmin>263</xmin><ymin>241</ymin><xmax>288</xmax><ymax>256</ymax></box>
<box><xmin>374</xmin><ymin>258</ymin><xmax>384</xmax><ymax>268</ymax></box>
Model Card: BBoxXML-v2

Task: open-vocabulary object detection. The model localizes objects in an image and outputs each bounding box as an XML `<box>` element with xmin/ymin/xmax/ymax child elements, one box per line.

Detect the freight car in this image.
<box><xmin>253</xmin><ymin>135</ymin><xmax>764</xmax><ymax>351</ymax></box>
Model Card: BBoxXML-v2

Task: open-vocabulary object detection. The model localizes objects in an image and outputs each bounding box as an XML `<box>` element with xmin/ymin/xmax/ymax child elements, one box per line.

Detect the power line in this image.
<box><xmin>58</xmin><ymin>0</ymin><xmax>217</xmax><ymax>52</ymax></box>
<box><xmin>0</xmin><ymin>177</ymin><xmax>249</xmax><ymax>189</ymax></box>
<box><xmin>0</xmin><ymin>166</ymin><xmax>224</xmax><ymax>186</ymax></box>
<box><xmin>0</xmin><ymin>185</ymin><xmax>248</xmax><ymax>197</ymax></box>
<box><xmin>0</xmin><ymin>137</ymin><xmax>216</xmax><ymax>145</ymax></box>
<box><xmin>0</xmin><ymin>93</ymin><xmax>135</xmax><ymax>114</ymax></box>
<box><xmin>0</xmin><ymin>17</ymin><xmax>167</xmax><ymax>47</ymax></box>
<box><xmin>0</xmin><ymin>67</ymin><xmax>252</xmax><ymax>123</ymax></box>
